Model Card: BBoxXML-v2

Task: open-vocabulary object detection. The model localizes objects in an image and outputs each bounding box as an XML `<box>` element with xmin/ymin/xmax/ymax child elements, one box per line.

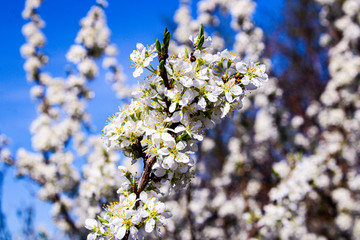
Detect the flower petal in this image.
<box><xmin>145</xmin><ymin>218</ymin><xmax>155</xmax><ymax>233</ymax></box>
<box><xmin>115</xmin><ymin>226</ymin><xmax>127</xmax><ymax>239</ymax></box>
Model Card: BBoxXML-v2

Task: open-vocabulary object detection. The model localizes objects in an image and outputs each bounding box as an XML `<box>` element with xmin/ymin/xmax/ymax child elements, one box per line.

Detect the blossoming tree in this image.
<box><xmin>1</xmin><ymin>0</ymin><xmax>360</xmax><ymax>239</ymax></box>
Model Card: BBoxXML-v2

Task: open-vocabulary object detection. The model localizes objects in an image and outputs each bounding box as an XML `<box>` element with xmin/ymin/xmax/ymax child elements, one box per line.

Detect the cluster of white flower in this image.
<box><xmin>85</xmin><ymin>24</ymin><xmax>268</xmax><ymax>239</ymax></box>
<box><xmin>103</xmin><ymin>44</ymin><xmax>130</xmax><ymax>98</ymax></box>
<box><xmin>308</xmin><ymin>0</ymin><xmax>360</xmax><ymax>237</ymax></box>
<box><xmin>21</xmin><ymin>0</ymin><xmax>46</xmax><ymax>81</ymax></box>
<box><xmin>4</xmin><ymin>0</ymin><xmax>360</xmax><ymax>239</ymax></box>
<box><xmin>74</xmin><ymin>135</ymin><xmax>122</xmax><ymax>227</ymax></box>
<box><xmin>160</xmin><ymin>79</ymin><xmax>286</xmax><ymax>239</ymax></box>
<box><xmin>159</xmin><ymin>1</ymin><xmax>285</xmax><ymax>239</ymax></box>
<box><xmin>66</xmin><ymin>0</ymin><xmax>130</xmax><ymax>98</ymax></box>
<box><xmin>17</xmin><ymin>1</ymin><xmax>80</xmax><ymax>232</ymax></box>
<box><xmin>152</xmin><ymin>0</ymin><xmax>360</xmax><ymax>239</ymax></box>
<box><xmin>205</xmin><ymin>0</ymin><xmax>360</xmax><ymax>238</ymax></box>
<box><xmin>171</xmin><ymin>0</ymin><xmax>264</xmax><ymax>62</ymax></box>
<box><xmin>3</xmin><ymin>0</ymin><xmax>129</xmax><ymax>235</ymax></box>
<box><xmin>85</xmin><ymin>167</ymin><xmax>171</xmax><ymax>240</ymax></box>
<box><xmin>103</xmin><ymin>31</ymin><xmax>267</xmax><ymax>173</ymax></box>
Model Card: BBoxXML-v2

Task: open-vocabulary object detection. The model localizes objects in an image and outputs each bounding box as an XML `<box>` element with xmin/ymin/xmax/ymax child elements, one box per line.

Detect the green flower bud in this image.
<box><xmin>155</xmin><ymin>39</ymin><xmax>161</xmax><ymax>54</ymax></box>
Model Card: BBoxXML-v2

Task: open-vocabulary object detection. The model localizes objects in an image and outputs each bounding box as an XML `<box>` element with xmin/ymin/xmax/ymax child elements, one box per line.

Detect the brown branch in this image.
<box><xmin>5</xmin><ymin>154</ymin><xmax>79</xmax><ymax>235</ymax></box>
<box><xmin>122</xmin><ymin>41</ymin><xmax>173</xmax><ymax>240</ymax></box>
<box><xmin>158</xmin><ymin>50</ymin><xmax>172</xmax><ymax>111</ymax></box>
<box><xmin>246</xmin><ymin>223</ymin><xmax>258</xmax><ymax>240</ymax></box>
<box><xmin>53</xmin><ymin>194</ymin><xmax>79</xmax><ymax>234</ymax></box>
<box><xmin>158</xmin><ymin>52</ymin><xmax>170</xmax><ymax>90</ymax></box>
<box><xmin>136</xmin><ymin>157</ymin><xmax>157</xmax><ymax>197</ymax></box>
<box><xmin>185</xmin><ymin>184</ymin><xmax>196</xmax><ymax>240</ymax></box>
<box><xmin>190</xmin><ymin>48</ymin><xmax>196</xmax><ymax>63</ymax></box>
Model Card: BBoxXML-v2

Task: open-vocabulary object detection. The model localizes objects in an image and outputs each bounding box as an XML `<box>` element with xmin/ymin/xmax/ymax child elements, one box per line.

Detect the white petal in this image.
<box><xmin>162</xmin><ymin>133</ymin><xmax>175</xmax><ymax>145</ymax></box>
<box><xmin>111</xmin><ymin>217</ymin><xmax>122</xmax><ymax>225</ymax></box>
<box><xmin>176</xmin><ymin>141</ymin><xmax>186</xmax><ymax>150</ymax></box>
<box><xmin>198</xmin><ymin>97</ymin><xmax>206</xmax><ymax>109</ymax></box>
<box><xmin>174</xmin><ymin>125</ymin><xmax>186</xmax><ymax>133</ymax></box>
<box><xmin>214</xmin><ymin>87</ymin><xmax>223</xmax><ymax>95</ymax></box>
<box><xmin>148</xmin><ymin>199</ymin><xmax>156</xmax><ymax>210</ymax></box>
<box><xmin>131</xmin><ymin>213</ymin><xmax>141</xmax><ymax>225</ymax></box>
<box><xmin>179</xmin><ymin>89</ymin><xmax>193</xmax><ymax>106</ymax></box>
<box><xmin>176</xmin><ymin>152</ymin><xmax>190</xmax><ymax>163</ymax></box>
<box><xmin>180</xmin><ymin>76</ymin><xmax>193</xmax><ymax>88</ymax></box>
<box><xmin>145</xmin><ymin>218</ymin><xmax>155</xmax><ymax>233</ymax></box>
<box><xmin>87</xmin><ymin>232</ymin><xmax>97</xmax><ymax>240</ymax></box>
<box><xmin>115</xmin><ymin>226</ymin><xmax>127</xmax><ymax>239</ymax></box>
<box><xmin>133</xmin><ymin>67</ymin><xmax>143</xmax><ymax>78</ymax></box>
<box><xmin>225</xmin><ymin>91</ymin><xmax>233</xmax><ymax>103</ymax></box>
<box><xmin>169</xmin><ymin>102</ymin><xmax>177</xmax><ymax>113</ymax></box>
<box><xmin>193</xmin><ymin>133</ymin><xmax>203</xmax><ymax>141</ymax></box>
<box><xmin>145</xmin><ymin>128</ymin><xmax>157</xmax><ymax>135</ymax></box>
<box><xmin>221</xmin><ymin>103</ymin><xmax>230</xmax><ymax>118</ymax></box>
<box><xmin>235</xmin><ymin>61</ymin><xmax>247</xmax><ymax>73</ymax></box>
<box><xmin>206</xmin><ymin>93</ymin><xmax>218</xmax><ymax>102</ymax></box>
<box><xmin>136</xmin><ymin>43</ymin><xmax>145</xmax><ymax>51</ymax></box>
<box><xmin>143</xmin><ymin>57</ymin><xmax>152</xmax><ymax>67</ymax></box>
<box><xmin>230</xmin><ymin>85</ymin><xmax>242</xmax><ymax>96</ymax></box>
<box><xmin>157</xmin><ymin>148</ymin><xmax>170</xmax><ymax>156</ymax></box>
<box><xmin>154</xmin><ymin>168</ymin><xmax>166</xmax><ymax>177</ymax></box>
<box><xmin>140</xmin><ymin>192</ymin><xmax>148</xmax><ymax>202</ymax></box>
<box><xmin>178</xmin><ymin>164</ymin><xmax>189</xmax><ymax>173</ymax></box>
<box><xmin>194</xmin><ymin>121</ymin><xmax>202</xmax><ymax>130</ymax></box>
<box><xmin>170</xmin><ymin>111</ymin><xmax>182</xmax><ymax>122</ymax></box>
<box><xmin>84</xmin><ymin>219</ymin><xmax>97</xmax><ymax>230</ymax></box>
<box><xmin>259</xmin><ymin>73</ymin><xmax>268</xmax><ymax>82</ymax></box>
<box><xmin>121</xmin><ymin>140</ymin><xmax>131</xmax><ymax>147</ymax></box>
<box><xmin>242</xmin><ymin>75</ymin><xmax>250</xmax><ymax>85</ymax></box>
<box><xmin>202</xmin><ymin>118</ymin><xmax>215</xmax><ymax>129</ymax></box>
<box><xmin>258</xmin><ymin>64</ymin><xmax>266</xmax><ymax>73</ymax></box>
<box><xmin>129</xmin><ymin>226</ymin><xmax>138</xmax><ymax>239</ymax></box>
<box><xmin>140</xmin><ymin>209</ymin><xmax>150</xmax><ymax>218</ymax></box>
<box><xmin>162</xmin><ymin>155</ymin><xmax>175</xmax><ymax>169</ymax></box>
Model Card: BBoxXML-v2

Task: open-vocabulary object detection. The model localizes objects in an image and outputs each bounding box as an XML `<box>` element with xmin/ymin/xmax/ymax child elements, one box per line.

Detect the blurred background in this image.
<box><xmin>0</xmin><ymin>0</ymin><xmax>359</xmax><ymax>239</ymax></box>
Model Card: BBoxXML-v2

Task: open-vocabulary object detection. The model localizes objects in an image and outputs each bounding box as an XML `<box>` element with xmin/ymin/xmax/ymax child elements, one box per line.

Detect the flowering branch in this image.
<box><xmin>6</xmin><ymin>1</ymin><xmax>129</xmax><ymax>237</ymax></box>
<box><xmin>156</xmin><ymin>27</ymin><xmax>171</xmax><ymax>90</ymax></box>
<box><xmin>85</xmin><ymin>24</ymin><xmax>268</xmax><ymax>239</ymax></box>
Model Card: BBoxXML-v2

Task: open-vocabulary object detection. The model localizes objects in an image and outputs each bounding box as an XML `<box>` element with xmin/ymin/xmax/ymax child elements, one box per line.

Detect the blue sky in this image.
<box><xmin>0</xmin><ymin>0</ymin><xmax>283</xmax><ymax>236</ymax></box>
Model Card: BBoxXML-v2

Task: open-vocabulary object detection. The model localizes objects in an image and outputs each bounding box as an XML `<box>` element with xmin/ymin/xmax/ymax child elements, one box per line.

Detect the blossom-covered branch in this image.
<box><xmin>85</xmin><ymin>25</ymin><xmax>268</xmax><ymax>239</ymax></box>
<box><xmin>2</xmin><ymin>0</ymin><xmax>129</xmax><ymax>238</ymax></box>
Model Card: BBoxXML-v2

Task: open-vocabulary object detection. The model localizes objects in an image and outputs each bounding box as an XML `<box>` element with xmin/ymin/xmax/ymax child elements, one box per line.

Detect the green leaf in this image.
<box><xmin>197</xmin><ymin>35</ymin><xmax>204</xmax><ymax>50</ymax></box>
<box><xmin>130</xmin><ymin>114</ymin><xmax>136</xmax><ymax>122</ymax></box>
<box><xmin>163</xmin><ymin>31</ymin><xmax>171</xmax><ymax>49</ymax></box>
<box><xmin>124</xmin><ymin>171</ymin><xmax>132</xmax><ymax>181</ymax></box>
<box><xmin>97</xmin><ymin>215</ymin><xmax>109</xmax><ymax>224</ymax></box>
<box><xmin>132</xmin><ymin>176</ymin><xmax>136</xmax><ymax>185</ymax></box>
<box><xmin>155</xmin><ymin>39</ymin><xmax>161</xmax><ymax>54</ymax></box>
<box><xmin>195</xmin><ymin>58</ymin><xmax>206</xmax><ymax>72</ymax></box>
<box><xmin>197</xmin><ymin>24</ymin><xmax>204</xmax><ymax>42</ymax></box>
<box><xmin>176</xmin><ymin>131</ymin><xmax>189</xmax><ymax>141</ymax></box>
<box><xmin>185</xmin><ymin>48</ymin><xmax>189</xmax><ymax>58</ymax></box>
<box><xmin>159</xmin><ymin>60</ymin><xmax>165</xmax><ymax>71</ymax></box>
